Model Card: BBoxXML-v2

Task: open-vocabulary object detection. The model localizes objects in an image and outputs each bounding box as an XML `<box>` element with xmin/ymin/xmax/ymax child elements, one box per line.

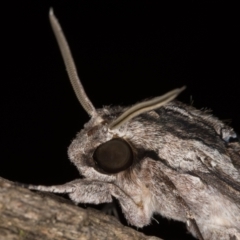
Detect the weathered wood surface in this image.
<box><xmin>0</xmin><ymin>177</ymin><xmax>161</xmax><ymax>240</ymax></box>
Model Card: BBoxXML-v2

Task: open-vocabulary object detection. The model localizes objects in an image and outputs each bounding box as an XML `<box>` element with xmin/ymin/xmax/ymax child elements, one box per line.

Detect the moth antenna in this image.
<box><xmin>49</xmin><ymin>8</ymin><xmax>97</xmax><ymax>117</ymax></box>
<box><xmin>109</xmin><ymin>86</ymin><xmax>186</xmax><ymax>130</ymax></box>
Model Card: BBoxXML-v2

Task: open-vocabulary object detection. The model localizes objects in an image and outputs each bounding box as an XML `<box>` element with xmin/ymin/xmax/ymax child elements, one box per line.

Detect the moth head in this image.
<box><xmin>49</xmin><ymin>9</ymin><xmax>185</xmax><ymax>176</ymax></box>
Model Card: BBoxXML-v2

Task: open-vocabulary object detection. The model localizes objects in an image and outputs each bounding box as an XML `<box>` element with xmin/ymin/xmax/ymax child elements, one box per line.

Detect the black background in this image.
<box><xmin>1</xmin><ymin>1</ymin><xmax>239</xmax><ymax>240</ymax></box>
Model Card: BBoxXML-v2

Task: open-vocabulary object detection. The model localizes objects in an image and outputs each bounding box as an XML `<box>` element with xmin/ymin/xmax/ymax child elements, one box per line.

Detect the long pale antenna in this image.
<box><xmin>49</xmin><ymin>9</ymin><xmax>97</xmax><ymax>117</ymax></box>
<box><xmin>109</xmin><ymin>86</ymin><xmax>186</xmax><ymax>130</ymax></box>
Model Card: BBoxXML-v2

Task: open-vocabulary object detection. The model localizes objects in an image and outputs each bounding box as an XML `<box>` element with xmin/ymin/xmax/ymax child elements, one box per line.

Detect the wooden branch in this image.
<box><xmin>0</xmin><ymin>177</ymin><xmax>161</xmax><ymax>240</ymax></box>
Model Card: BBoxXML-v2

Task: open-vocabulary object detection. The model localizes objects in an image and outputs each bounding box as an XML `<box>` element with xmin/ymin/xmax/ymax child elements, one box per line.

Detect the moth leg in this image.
<box><xmin>68</xmin><ymin>180</ymin><xmax>151</xmax><ymax>226</ymax></box>
<box><xmin>68</xmin><ymin>179</ymin><xmax>113</xmax><ymax>204</ymax></box>
<box><xmin>27</xmin><ymin>180</ymin><xmax>151</xmax><ymax>227</ymax></box>
<box><xmin>109</xmin><ymin>184</ymin><xmax>152</xmax><ymax>227</ymax></box>
<box><xmin>27</xmin><ymin>179</ymin><xmax>113</xmax><ymax>204</ymax></box>
<box><xmin>68</xmin><ymin>180</ymin><xmax>151</xmax><ymax>227</ymax></box>
<box><xmin>101</xmin><ymin>200</ymin><xmax>120</xmax><ymax>220</ymax></box>
<box><xmin>26</xmin><ymin>181</ymin><xmax>77</xmax><ymax>193</ymax></box>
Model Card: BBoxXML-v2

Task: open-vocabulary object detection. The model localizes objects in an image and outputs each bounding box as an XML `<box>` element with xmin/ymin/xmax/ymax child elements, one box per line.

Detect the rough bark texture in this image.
<box><xmin>0</xmin><ymin>177</ymin><xmax>161</xmax><ymax>240</ymax></box>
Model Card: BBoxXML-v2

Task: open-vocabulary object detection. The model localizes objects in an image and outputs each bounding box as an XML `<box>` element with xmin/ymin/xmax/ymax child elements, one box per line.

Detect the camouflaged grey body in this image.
<box><xmin>29</xmin><ymin>9</ymin><xmax>240</xmax><ymax>240</ymax></box>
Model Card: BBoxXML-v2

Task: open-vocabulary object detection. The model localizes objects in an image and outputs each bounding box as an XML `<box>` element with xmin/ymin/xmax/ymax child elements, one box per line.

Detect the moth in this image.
<box><xmin>28</xmin><ymin>9</ymin><xmax>240</xmax><ymax>240</ymax></box>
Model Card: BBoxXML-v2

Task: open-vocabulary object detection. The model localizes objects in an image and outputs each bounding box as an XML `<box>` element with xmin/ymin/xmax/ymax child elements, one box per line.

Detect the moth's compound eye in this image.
<box><xmin>93</xmin><ymin>138</ymin><xmax>133</xmax><ymax>173</ymax></box>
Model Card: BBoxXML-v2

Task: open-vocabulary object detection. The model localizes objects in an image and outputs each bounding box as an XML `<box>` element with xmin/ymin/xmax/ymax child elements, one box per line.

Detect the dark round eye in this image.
<box><xmin>93</xmin><ymin>138</ymin><xmax>133</xmax><ymax>174</ymax></box>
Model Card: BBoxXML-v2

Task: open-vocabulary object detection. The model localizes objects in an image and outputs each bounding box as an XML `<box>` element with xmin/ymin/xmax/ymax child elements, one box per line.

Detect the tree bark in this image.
<box><xmin>0</xmin><ymin>177</ymin><xmax>161</xmax><ymax>240</ymax></box>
